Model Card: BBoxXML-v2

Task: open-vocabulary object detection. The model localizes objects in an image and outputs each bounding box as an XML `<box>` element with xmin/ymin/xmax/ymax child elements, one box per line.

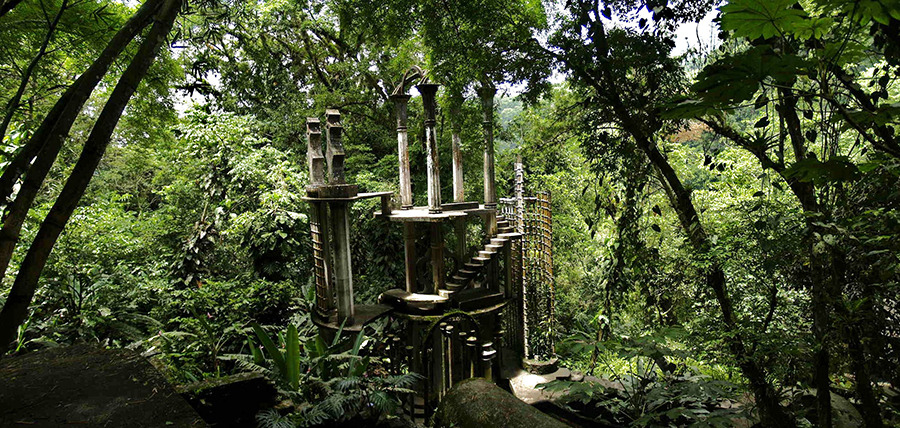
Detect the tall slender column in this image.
<box><xmin>417</xmin><ymin>83</ymin><xmax>442</xmax><ymax>214</ymax></box>
<box><xmin>306</xmin><ymin>118</ymin><xmax>333</xmax><ymax>318</ymax></box>
<box><xmin>515</xmin><ymin>155</ymin><xmax>525</xmax><ymax>233</ymax></box>
<box><xmin>450</xmin><ymin>91</ymin><xmax>464</xmax><ymax>202</ymax></box>
<box><xmin>479</xmin><ymin>84</ymin><xmax>497</xmax><ymax>208</ymax></box>
<box><xmin>325</xmin><ymin>109</ymin><xmax>346</xmax><ymax>184</ymax></box>
<box><xmin>403</xmin><ymin>223</ymin><xmax>417</xmax><ymax>293</ymax></box>
<box><xmin>307</xmin><ymin>118</ymin><xmax>326</xmax><ymax>187</ymax></box>
<box><xmin>450</xmin><ymin>93</ymin><xmax>467</xmax><ymax>266</ymax></box>
<box><xmin>325</xmin><ymin>110</ymin><xmax>355</xmax><ymax>323</ymax></box>
<box><xmin>391</xmin><ymin>94</ymin><xmax>413</xmax><ymax>209</ymax></box>
<box><xmin>429</xmin><ymin>223</ymin><xmax>445</xmax><ymax>293</ymax></box>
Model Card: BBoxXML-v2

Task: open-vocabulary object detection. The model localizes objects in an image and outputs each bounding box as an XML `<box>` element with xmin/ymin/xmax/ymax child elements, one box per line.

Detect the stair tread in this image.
<box><xmin>497</xmin><ymin>232</ymin><xmax>522</xmax><ymax>238</ymax></box>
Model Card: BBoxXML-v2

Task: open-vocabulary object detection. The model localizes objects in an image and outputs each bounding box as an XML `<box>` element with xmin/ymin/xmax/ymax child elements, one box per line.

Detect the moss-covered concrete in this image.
<box><xmin>434</xmin><ymin>378</ymin><xmax>568</xmax><ymax>428</ymax></box>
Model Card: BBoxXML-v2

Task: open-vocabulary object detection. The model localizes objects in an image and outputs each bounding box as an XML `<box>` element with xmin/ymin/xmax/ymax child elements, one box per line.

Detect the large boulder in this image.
<box><xmin>434</xmin><ymin>378</ymin><xmax>569</xmax><ymax>428</ymax></box>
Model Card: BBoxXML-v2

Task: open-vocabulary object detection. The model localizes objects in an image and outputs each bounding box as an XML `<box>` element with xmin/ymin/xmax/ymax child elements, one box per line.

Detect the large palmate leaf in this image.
<box><xmin>720</xmin><ymin>0</ymin><xmax>808</xmax><ymax>40</ymax></box>
<box><xmin>693</xmin><ymin>46</ymin><xmax>812</xmax><ymax>104</ymax></box>
<box><xmin>783</xmin><ymin>156</ymin><xmax>861</xmax><ymax>185</ymax></box>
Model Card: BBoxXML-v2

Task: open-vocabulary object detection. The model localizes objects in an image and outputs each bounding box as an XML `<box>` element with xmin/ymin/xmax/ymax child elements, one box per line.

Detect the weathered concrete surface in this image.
<box><xmin>0</xmin><ymin>345</ymin><xmax>205</xmax><ymax>427</ymax></box>
<box><xmin>176</xmin><ymin>372</ymin><xmax>277</xmax><ymax>427</ymax></box>
<box><xmin>435</xmin><ymin>378</ymin><xmax>568</xmax><ymax>428</ymax></box>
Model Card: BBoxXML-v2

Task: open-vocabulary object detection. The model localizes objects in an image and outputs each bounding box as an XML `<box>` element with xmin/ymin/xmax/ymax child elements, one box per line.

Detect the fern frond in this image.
<box><xmin>255</xmin><ymin>408</ymin><xmax>296</xmax><ymax>428</ymax></box>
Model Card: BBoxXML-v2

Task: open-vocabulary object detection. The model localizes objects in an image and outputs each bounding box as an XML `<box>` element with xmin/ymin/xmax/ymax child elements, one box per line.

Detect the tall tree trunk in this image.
<box><xmin>0</xmin><ymin>0</ymin><xmax>163</xmax><ymax>289</ymax></box>
<box><xmin>0</xmin><ymin>0</ymin><xmax>181</xmax><ymax>351</ymax></box>
<box><xmin>0</xmin><ymin>0</ymin><xmax>68</xmax><ymax>143</ymax></box>
<box><xmin>0</xmin><ymin>0</ymin><xmax>24</xmax><ymax>19</ymax></box>
<box><xmin>558</xmin><ymin>18</ymin><xmax>794</xmax><ymax>424</ymax></box>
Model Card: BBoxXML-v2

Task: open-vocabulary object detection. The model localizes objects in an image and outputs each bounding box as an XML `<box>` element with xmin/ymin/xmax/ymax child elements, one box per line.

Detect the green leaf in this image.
<box><xmin>720</xmin><ymin>0</ymin><xmax>808</xmax><ymax>40</ymax></box>
<box><xmin>285</xmin><ymin>324</ymin><xmax>300</xmax><ymax>389</ymax></box>
<box><xmin>251</xmin><ymin>323</ymin><xmax>286</xmax><ymax>378</ymax></box>
<box><xmin>693</xmin><ymin>47</ymin><xmax>811</xmax><ymax>104</ymax></box>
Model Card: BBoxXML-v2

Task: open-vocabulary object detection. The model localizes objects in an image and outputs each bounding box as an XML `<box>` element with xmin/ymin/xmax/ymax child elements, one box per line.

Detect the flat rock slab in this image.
<box><xmin>0</xmin><ymin>345</ymin><xmax>205</xmax><ymax>427</ymax></box>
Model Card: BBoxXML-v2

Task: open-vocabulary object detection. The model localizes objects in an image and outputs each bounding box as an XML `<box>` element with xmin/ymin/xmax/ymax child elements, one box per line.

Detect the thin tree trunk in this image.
<box><xmin>0</xmin><ymin>0</ymin><xmax>68</xmax><ymax>143</ymax></box>
<box><xmin>778</xmin><ymin>87</ymin><xmax>833</xmax><ymax>428</ymax></box>
<box><xmin>0</xmin><ymin>0</ymin><xmax>181</xmax><ymax>351</ymax></box>
<box><xmin>0</xmin><ymin>0</ymin><xmax>163</xmax><ymax>289</ymax></box>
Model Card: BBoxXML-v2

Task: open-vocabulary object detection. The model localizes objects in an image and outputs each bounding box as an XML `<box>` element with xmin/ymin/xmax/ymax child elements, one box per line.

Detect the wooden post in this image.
<box><xmin>479</xmin><ymin>84</ymin><xmax>497</xmax><ymax>208</ymax></box>
<box><xmin>417</xmin><ymin>83</ymin><xmax>442</xmax><ymax>214</ymax></box>
<box><xmin>391</xmin><ymin>94</ymin><xmax>413</xmax><ymax>209</ymax></box>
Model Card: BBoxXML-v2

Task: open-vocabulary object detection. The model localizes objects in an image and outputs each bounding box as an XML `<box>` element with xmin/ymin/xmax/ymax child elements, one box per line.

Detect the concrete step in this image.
<box><xmin>464</xmin><ymin>262</ymin><xmax>484</xmax><ymax>269</ymax></box>
<box><xmin>497</xmin><ymin>226</ymin><xmax>514</xmax><ymax>234</ymax></box>
<box><xmin>452</xmin><ymin>288</ymin><xmax>505</xmax><ymax>311</ymax></box>
<box><xmin>485</xmin><ymin>244</ymin><xmax>504</xmax><ymax>251</ymax></box>
<box><xmin>445</xmin><ymin>282</ymin><xmax>464</xmax><ymax>291</ymax></box>
<box><xmin>451</xmin><ymin>275</ymin><xmax>470</xmax><ymax>284</ymax></box>
<box><xmin>458</xmin><ymin>269</ymin><xmax>477</xmax><ymax>278</ymax></box>
<box><xmin>478</xmin><ymin>250</ymin><xmax>496</xmax><ymax>258</ymax></box>
<box><xmin>490</xmin><ymin>238</ymin><xmax>508</xmax><ymax>246</ymax></box>
<box><xmin>472</xmin><ymin>256</ymin><xmax>491</xmax><ymax>263</ymax></box>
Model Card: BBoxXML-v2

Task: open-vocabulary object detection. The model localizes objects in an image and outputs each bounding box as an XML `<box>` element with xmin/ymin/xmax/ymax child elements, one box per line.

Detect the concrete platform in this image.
<box><xmin>0</xmin><ymin>345</ymin><xmax>205</xmax><ymax>427</ymax></box>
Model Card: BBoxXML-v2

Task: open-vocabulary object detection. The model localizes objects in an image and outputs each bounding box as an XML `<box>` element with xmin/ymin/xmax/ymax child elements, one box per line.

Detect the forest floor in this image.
<box><xmin>0</xmin><ymin>345</ymin><xmax>205</xmax><ymax>427</ymax></box>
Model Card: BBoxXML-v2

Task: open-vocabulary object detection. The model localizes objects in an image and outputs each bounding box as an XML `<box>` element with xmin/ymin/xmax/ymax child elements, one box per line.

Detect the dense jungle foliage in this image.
<box><xmin>1</xmin><ymin>0</ymin><xmax>899</xmax><ymax>426</ymax></box>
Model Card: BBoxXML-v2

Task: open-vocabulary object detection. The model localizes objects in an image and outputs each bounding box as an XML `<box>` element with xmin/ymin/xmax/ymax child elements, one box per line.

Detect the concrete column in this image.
<box><xmin>417</xmin><ymin>83</ymin><xmax>442</xmax><ymax>214</ymax></box>
<box><xmin>429</xmin><ymin>222</ymin><xmax>445</xmax><ymax>293</ymax></box>
<box><xmin>450</xmin><ymin>93</ymin><xmax>467</xmax><ymax>268</ymax></box>
<box><xmin>326</xmin><ymin>110</ymin><xmax>354</xmax><ymax>323</ymax></box>
<box><xmin>391</xmin><ymin>94</ymin><xmax>413</xmax><ymax>209</ymax></box>
<box><xmin>515</xmin><ymin>155</ymin><xmax>525</xmax><ymax>234</ymax></box>
<box><xmin>326</xmin><ymin>109</ymin><xmax>346</xmax><ymax>184</ymax></box>
<box><xmin>449</xmin><ymin>92</ymin><xmax>464</xmax><ymax>202</ymax></box>
<box><xmin>307</xmin><ymin>118</ymin><xmax>325</xmax><ymax>186</ymax></box>
<box><xmin>403</xmin><ymin>223</ymin><xmax>417</xmax><ymax>293</ymax></box>
<box><xmin>479</xmin><ymin>84</ymin><xmax>497</xmax><ymax>208</ymax></box>
<box><xmin>330</xmin><ymin>201</ymin><xmax>354</xmax><ymax>323</ymax></box>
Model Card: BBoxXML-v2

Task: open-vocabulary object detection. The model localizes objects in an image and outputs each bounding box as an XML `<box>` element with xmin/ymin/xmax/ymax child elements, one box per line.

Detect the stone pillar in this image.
<box><xmin>391</xmin><ymin>94</ymin><xmax>413</xmax><ymax>209</ymax></box>
<box><xmin>417</xmin><ymin>83</ymin><xmax>442</xmax><ymax>214</ymax></box>
<box><xmin>479</xmin><ymin>84</ymin><xmax>497</xmax><ymax>208</ymax></box>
